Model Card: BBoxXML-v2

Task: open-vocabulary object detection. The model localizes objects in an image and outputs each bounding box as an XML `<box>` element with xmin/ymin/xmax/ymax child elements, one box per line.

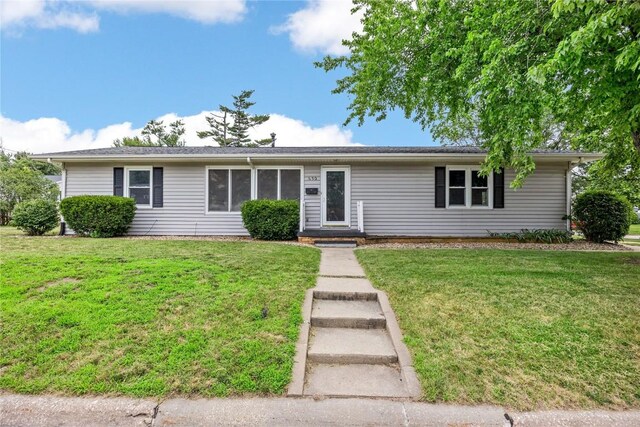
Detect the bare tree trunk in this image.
<box><xmin>223</xmin><ymin>111</ymin><xmax>228</xmax><ymax>144</ymax></box>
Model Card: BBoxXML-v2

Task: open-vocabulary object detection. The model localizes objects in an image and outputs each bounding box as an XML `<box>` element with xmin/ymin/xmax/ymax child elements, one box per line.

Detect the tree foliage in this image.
<box><xmin>198</xmin><ymin>90</ymin><xmax>272</xmax><ymax>147</ymax></box>
<box><xmin>113</xmin><ymin>119</ymin><xmax>186</xmax><ymax>147</ymax></box>
<box><xmin>0</xmin><ymin>150</ymin><xmax>60</xmax><ymax>225</ymax></box>
<box><xmin>317</xmin><ymin>0</ymin><xmax>640</xmax><ymax>187</ymax></box>
<box><xmin>10</xmin><ymin>151</ymin><xmax>62</xmax><ymax>175</ymax></box>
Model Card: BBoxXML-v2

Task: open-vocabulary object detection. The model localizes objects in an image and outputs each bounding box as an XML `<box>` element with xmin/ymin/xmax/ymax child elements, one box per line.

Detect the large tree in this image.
<box><xmin>318</xmin><ymin>0</ymin><xmax>640</xmax><ymax>187</ymax></box>
<box><xmin>113</xmin><ymin>119</ymin><xmax>186</xmax><ymax>147</ymax></box>
<box><xmin>198</xmin><ymin>90</ymin><xmax>272</xmax><ymax>147</ymax></box>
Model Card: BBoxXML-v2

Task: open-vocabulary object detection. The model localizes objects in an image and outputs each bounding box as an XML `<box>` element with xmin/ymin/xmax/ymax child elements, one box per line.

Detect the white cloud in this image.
<box><xmin>0</xmin><ymin>0</ymin><xmax>99</xmax><ymax>33</ymax></box>
<box><xmin>0</xmin><ymin>111</ymin><xmax>359</xmax><ymax>154</ymax></box>
<box><xmin>0</xmin><ymin>0</ymin><xmax>246</xmax><ymax>34</ymax></box>
<box><xmin>0</xmin><ymin>116</ymin><xmax>137</xmax><ymax>153</ymax></box>
<box><xmin>273</xmin><ymin>0</ymin><xmax>363</xmax><ymax>55</ymax></box>
<box><xmin>88</xmin><ymin>0</ymin><xmax>247</xmax><ymax>24</ymax></box>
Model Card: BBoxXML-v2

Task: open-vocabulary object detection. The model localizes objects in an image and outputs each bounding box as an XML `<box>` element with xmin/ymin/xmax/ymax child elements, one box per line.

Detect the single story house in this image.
<box><xmin>32</xmin><ymin>146</ymin><xmax>601</xmax><ymax>241</ymax></box>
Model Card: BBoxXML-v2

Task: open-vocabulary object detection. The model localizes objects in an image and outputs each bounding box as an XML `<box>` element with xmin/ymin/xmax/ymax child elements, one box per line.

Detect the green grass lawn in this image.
<box><xmin>628</xmin><ymin>224</ymin><xmax>640</xmax><ymax>235</ymax></box>
<box><xmin>356</xmin><ymin>249</ymin><xmax>640</xmax><ymax>410</ymax></box>
<box><xmin>0</xmin><ymin>229</ymin><xmax>320</xmax><ymax>397</ymax></box>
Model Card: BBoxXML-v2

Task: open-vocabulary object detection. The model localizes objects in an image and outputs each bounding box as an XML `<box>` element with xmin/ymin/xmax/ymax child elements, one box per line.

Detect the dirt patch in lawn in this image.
<box><xmin>39</xmin><ymin>277</ymin><xmax>81</xmax><ymax>291</ymax></box>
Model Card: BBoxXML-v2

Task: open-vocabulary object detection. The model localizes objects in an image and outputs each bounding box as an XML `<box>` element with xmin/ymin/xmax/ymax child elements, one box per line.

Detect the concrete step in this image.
<box><xmin>308</xmin><ymin>327</ymin><xmax>398</xmax><ymax>364</ymax></box>
<box><xmin>313</xmin><ymin>290</ymin><xmax>378</xmax><ymax>301</ymax></box>
<box><xmin>304</xmin><ymin>363</ymin><xmax>409</xmax><ymax>398</ymax></box>
<box><xmin>314</xmin><ymin>240</ymin><xmax>357</xmax><ymax>248</ymax></box>
<box><xmin>314</xmin><ymin>277</ymin><xmax>376</xmax><ymax>301</ymax></box>
<box><xmin>311</xmin><ymin>299</ymin><xmax>386</xmax><ymax>329</ymax></box>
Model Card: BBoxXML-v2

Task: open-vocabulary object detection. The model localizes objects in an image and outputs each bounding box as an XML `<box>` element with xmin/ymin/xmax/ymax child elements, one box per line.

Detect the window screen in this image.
<box><xmin>448</xmin><ymin>170</ymin><xmax>466</xmax><ymax>206</ymax></box>
<box><xmin>128</xmin><ymin>169</ymin><xmax>151</xmax><ymax>206</ymax></box>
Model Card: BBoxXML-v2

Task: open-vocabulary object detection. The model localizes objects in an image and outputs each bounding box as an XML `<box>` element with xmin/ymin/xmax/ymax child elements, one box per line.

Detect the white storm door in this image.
<box><xmin>321</xmin><ymin>166</ymin><xmax>350</xmax><ymax>226</ymax></box>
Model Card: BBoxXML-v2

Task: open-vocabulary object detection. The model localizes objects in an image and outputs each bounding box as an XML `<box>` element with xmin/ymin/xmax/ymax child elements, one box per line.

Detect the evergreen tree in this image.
<box><xmin>113</xmin><ymin>119</ymin><xmax>187</xmax><ymax>147</ymax></box>
<box><xmin>198</xmin><ymin>90</ymin><xmax>271</xmax><ymax>147</ymax></box>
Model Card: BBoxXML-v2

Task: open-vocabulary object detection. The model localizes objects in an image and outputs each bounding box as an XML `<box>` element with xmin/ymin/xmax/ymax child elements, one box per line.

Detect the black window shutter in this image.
<box><xmin>493</xmin><ymin>168</ymin><xmax>505</xmax><ymax>209</ymax></box>
<box><xmin>113</xmin><ymin>167</ymin><xmax>124</xmax><ymax>196</ymax></box>
<box><xmin>153</xmin><ymin>167</ymin><xmax>163</xmax><ymax>208</ymax></box>
<box><xmin>435</xmin><ymin>166</ymin><xmax>446</xmax><ymax>208</ymax></box>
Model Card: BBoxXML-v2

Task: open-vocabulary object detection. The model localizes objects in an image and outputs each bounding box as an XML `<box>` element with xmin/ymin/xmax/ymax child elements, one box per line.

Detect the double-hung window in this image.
<box><xmin>126</xmin><ymin>167</ymin><xmax>152</xmax><ymax>207</ymax></box>
<box><xmin>446</xmin><ymin>166</ymin><xmax>492</xmax><ymax>208</ymax></box>
<box><xmin>256</xmin><ymin>168</ymin><xmax>302</xmax><ymax>201</ymax></box>
<box><xmin>471</xmin><ymin>170</ymin><xmax>489</xmax><ymax>207</ymax></box>
<box><xmin>207</xmin><ymin>168</ymin><xmax>252</xmax><ymax>212</ymax></box>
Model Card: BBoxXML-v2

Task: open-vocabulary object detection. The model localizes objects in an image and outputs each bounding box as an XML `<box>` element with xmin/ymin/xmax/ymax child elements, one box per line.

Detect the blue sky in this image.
<box><xmin>1</xmin><ymin>0</ymin><xmax>435</xmax><ymax>153</ymax></box>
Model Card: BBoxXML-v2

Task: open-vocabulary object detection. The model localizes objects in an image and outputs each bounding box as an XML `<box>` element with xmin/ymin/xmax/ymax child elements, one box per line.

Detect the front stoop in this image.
<box><xmin>298</xmin><ymin>229</ymin><xmax>367</xmax><ymax>246</ymax></box>
<box><xmin>288</xmin><ymin>249</ymin><xmax>421</xmax><ymax>399</ymax></box>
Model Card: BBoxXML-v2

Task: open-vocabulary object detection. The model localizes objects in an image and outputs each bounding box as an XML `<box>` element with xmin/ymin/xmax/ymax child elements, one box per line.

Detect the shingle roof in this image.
<box><xmin>32</xmin><ymin>145</ymin><xmax>592</xmax><ymax>157</ymax></box>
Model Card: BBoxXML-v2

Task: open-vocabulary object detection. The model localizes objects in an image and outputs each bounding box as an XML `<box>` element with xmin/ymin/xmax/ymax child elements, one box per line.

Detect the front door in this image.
<box><xmin>321</xmin><ymin>166</ymin><xmax>350</xmax><ymax>226</ymax></box>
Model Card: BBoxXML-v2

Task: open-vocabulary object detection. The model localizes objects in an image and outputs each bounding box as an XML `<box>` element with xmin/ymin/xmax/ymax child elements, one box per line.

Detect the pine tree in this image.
<box><xmin>198</xmin><ymin>90</ymin><xmax>271</xmax><ymax>147</ymax></box>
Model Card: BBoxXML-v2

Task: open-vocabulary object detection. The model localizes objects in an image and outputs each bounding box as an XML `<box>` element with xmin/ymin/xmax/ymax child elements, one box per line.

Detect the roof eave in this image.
<box><xmin>31</xmin><ymin>152</ymin><xmax>604</xmax><ymax>163</ymax></box>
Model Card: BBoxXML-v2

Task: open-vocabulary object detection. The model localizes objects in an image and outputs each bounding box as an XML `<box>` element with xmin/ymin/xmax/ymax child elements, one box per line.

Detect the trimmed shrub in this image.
<box><xmin>11</xmin><ymin>199</ymin><xmax>59</xmax><ymax>236</ymax></box>
<box><xmin>573</xmin><ymin>191</ymin><xmax>633</xmax><ymax>243</ymax></box>
<box><xmin>488</xmin><ymin>228</ymin><xmax>573</xmax><ymax>243</ymax></box>
<box><xmin>241</xmin><ymin>199</ymin><xmax>299</xmax><ymax>240</ymax></box>
<box><xmin>60</xmin><ymin>195</ymin><xmax>136</xmax><ymax>238</ymax></box>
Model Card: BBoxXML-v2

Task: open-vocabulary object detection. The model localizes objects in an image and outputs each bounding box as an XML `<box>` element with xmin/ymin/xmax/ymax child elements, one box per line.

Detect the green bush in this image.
<box><xmin>60</xmin><ymin>195</ymin><xmax>136</xmax><ymax>238</ymax></box>
<box><xmin>11</xmin><ymin>199</ymin><xmax>59</xmax><ymax>236</ymax></box>
<box><xmin>573</xmin><ymin>191</ymin><xmax>633</xmax><ymax>243</ymax></box>
<box><xmin>241</xmin><ymin>199</ymin><xmax>299</xmax><ymax>240</ymax></box>
<box><xmin>488</xmin><ymin>228</ymin><xmax>573</xmax><ymax>243</ymax></box>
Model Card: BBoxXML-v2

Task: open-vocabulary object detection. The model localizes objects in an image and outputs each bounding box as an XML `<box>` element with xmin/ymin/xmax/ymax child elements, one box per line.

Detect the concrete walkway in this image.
<box><xmin>3</xmin><ymin>394</ymin><xmax>640</xmax><ymax>426</ymax></box>
<box><xmin>287</xmin><ymin>247</ymin><xmax>421</xmax><ymax>398</ymax></box>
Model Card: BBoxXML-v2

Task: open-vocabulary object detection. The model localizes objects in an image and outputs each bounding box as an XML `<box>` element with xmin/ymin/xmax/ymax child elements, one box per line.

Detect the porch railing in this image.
<box><xmin>357</xmin><ymin>201</ymin><xmax>364</xmax><ymax>233</ymax></box>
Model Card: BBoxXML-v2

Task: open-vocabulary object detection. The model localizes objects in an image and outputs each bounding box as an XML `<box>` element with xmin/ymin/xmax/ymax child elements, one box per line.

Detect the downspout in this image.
<box><xmin>60</xmin><ymin>162</ymin><xmax>67</xmax><ymax>235</ymax></box>
<box><xmin>61</xmin><ymin>162</ymin><xmax>67</xmax><ymax>200</ymax></box>
<box><xmin>566</xmin><ymin>160</ymin><xmax>576</xmax><ymax>233</ymax></box>
<box><xmin>247</xmin><ymin>156</ymin><xmax>254</xmax><ymax>199</ymax></box>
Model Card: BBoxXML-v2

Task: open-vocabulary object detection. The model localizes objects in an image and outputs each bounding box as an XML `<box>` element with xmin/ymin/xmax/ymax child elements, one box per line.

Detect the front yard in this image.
<box><xmin>357</xmin><ymin>248</ymin><xmax>640</xmax><ymax>410</ymax></box>
<box><xmin>0</xmin><ymin>230</ymin><xmax>319</xmax><ymax>397</ymax></box>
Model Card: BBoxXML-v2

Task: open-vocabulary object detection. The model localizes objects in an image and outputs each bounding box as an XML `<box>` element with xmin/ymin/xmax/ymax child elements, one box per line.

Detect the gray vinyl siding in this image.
<box><xmin>64</xmin><ymin>161</ymin><xmax>568</xmax><ymax>237</ymax></box>
<box><xmin>349</xmin><ymin>163</ymin><xmax>567</xmax><ymax>236</ymax></box>
<box><xmin>65</xmin><ymin>163</ymin><xmax>248</xmax><ymax>236</ymax></box>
